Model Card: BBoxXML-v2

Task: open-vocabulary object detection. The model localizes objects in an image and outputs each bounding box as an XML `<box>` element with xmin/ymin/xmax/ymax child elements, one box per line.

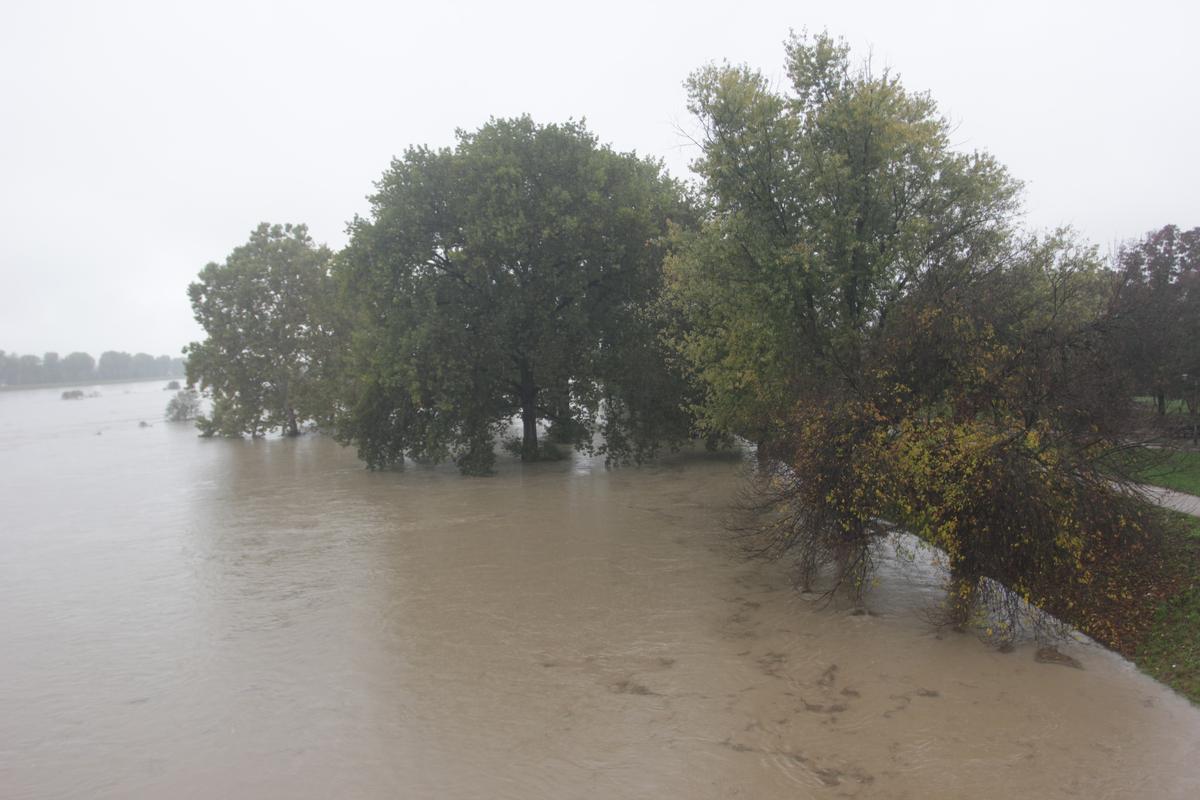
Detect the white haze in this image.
<box><xmin>1</xmin><ymin>0</ymin><xmax>1196</xmax><ymax>356</ymax></box>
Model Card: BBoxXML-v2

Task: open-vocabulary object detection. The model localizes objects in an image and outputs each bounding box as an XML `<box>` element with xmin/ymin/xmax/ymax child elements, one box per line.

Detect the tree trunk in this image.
<box><xmin>519</xmin><ymin>360</ymin><xmax>538</xmax><ymax>461</ymax></box>
<box><xmin>281</xmin><ymin>377</ymin><xmax>300</xmax><ymax>436</ymax></box>
<box><xmin>1156</xmin><ymin>390</ymin><xmax>1166</xmax><ymax>416</ymax></box>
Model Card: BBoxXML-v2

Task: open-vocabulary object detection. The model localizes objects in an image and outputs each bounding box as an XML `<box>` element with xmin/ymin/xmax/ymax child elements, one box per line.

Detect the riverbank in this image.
<box><xmin>1079</xmin><ymin>446</ymin><xmax>1200</xmax><ymax>702</ymax></box>
<box><xmin>1131</xmin><ymin>450</ymin><xmax>1200</xmax><ymax>702</ymax></box>
<box><xmin>1135</xmin><ymin>512</ymin><xmax>1200</xmax><ymax>702</ymax></box>
<box><xmin>1134</xmin><ymin>448</ymin><xmax>1200</xmax><ymax>496</ymax></box>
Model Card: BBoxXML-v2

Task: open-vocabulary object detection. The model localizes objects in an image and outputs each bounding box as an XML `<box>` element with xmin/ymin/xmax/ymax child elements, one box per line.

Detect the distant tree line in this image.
<box><xmin>184</xmin><ymin>31</ymin><xmax>1195</xmax><ymax>653</ymax></box>
<box><xmin>0</xmin><ymin>350</ymin><xmax>186</xmax><ymax>387</ymax></box>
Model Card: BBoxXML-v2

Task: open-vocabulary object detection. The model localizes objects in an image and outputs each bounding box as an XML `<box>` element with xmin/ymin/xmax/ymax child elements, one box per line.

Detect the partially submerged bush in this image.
<box><xmin>737</xmin><ymin>395</ymin><xmax>1161</xmax><ymax>648</ymax></box>
<box><xmin>165</xmin><ymin>389</ymin><xmax>201</xmax><ymax>422</ymax></box>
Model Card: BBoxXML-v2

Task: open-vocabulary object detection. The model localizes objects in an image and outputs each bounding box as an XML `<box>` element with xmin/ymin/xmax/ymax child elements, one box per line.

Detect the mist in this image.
<box><xmin>1</xmin><ymin>0</ymin><xmax>1196</xmax><ymax>354</ymax></box>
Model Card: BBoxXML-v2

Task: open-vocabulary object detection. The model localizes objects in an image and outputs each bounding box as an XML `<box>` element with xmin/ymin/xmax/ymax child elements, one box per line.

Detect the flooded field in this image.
<box><xmin>2</xmin><ymin>381</ymin><xmax>1198</xmax><ymax>798</ymax></box>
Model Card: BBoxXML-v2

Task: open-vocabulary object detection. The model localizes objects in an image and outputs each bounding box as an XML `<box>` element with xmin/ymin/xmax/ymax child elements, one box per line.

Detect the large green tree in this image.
<box><xmin>185</xmin><ymin>222</ymin><xmax>333</xmax><ymax>437</ymax></box>
<box><xmin>1112</xmin><ymin>224</ymin><xmax>1200</xmax><ymax>418</ymax></box>
<box><xmin>670</xmin><ymin>33</ymin><xmax>1159</xmax><ymax>645</ymax></box>
<box><xmin>668</xmin><ymin>32</ymin><xmax>1019</xmax><ymax>448</ymax></box>
<box><xmin>336</xmin><ymin>117</ymin><xmax>695</xmax><ymax>474</ymax></box>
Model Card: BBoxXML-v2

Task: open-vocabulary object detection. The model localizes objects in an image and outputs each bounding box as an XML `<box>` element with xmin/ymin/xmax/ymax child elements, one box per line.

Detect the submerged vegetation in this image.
<box><xmin>666</xmin><ymin>33</ymin><xmax>1185</xmax><ymax>654</ymax></box>
<box><xmin>184</xmin><ymin>223</ymin><xmax>335</xmax><ymax>438</ymax></box>
<box><xmin>181</xmin><ymin>32</ymin><xmax>1199</xmax><ymax>694</ymax></box>
<box><xmin>164</xmin><ymin>389</ymin><xmax>201</xmax><ymax>423</ymax></box>
<box><xmin>335</xmin><ymin>118</ymin><xmax>696</xmax><ymax>473</ymax></box>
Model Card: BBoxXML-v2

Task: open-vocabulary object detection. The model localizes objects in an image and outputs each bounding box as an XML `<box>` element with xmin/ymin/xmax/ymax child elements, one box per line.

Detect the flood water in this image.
<box><xmin>2</xmin><ymin>381</ymin><xmax>1199</xmax><ymax>798</ymax></box>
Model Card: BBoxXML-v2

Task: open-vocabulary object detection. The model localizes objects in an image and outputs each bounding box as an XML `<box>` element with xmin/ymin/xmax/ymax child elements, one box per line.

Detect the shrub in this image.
<box><xmin>165</xmin><ymin>389</ymin><xmax>201</xmax><ymax>422</ymax></box>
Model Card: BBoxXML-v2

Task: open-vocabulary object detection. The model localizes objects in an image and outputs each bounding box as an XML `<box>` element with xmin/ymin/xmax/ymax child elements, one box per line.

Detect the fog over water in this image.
<box><xmin>2</xmin><ymin>382</ymin><xmax>1198</xmax><ymax>798</ymax></box>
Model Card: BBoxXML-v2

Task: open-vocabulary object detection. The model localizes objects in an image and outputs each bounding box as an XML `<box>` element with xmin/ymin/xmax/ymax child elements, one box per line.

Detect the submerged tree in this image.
<box><xmin>336</xmin><ymin>117</ymin><xmax>696</xmax><ymax>474</ymax></box>
<box><xmin>164</xmin><ymin>388</ymin><xmax>201</xmax><ymax>422</ymax></box>
<box><xmin>670</xmin><ymin>32</ymin><xmax>1158</xmax><ymax>643</ymax></box>
<box><xmin>185</xmin><ymin>223</ymin><xmax>333</xmax><ymax>437</ymax></box>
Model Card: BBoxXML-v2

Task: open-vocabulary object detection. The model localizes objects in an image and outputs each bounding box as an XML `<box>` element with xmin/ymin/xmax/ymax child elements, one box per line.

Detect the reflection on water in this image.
<box><xmin>1</xmin><ymin>381</ymin><xmax>1198</xmax><ymax>798</ymax></box>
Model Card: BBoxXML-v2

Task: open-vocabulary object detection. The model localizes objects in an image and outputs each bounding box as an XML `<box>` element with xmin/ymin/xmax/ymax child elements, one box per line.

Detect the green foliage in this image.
<box><xmin>1111</xmin><ymin>225</ymin><xmax>1200</xmax><ymax>419</ymax></box>
<box><xmin>336</xmin><ymin>117</ymin><xmax>697</xmax><ymax>474</ymax></box>
<box><xmin>164</xmin><ymin>389</ymin><xmax>201</xmax><ymax>422</ymax></box>
<box><xmin>1114</xmin><ymin>447</ymin><xmax>1200</xmax><ymax>496</ymax></box>
<box><xmin>677</xmin><ymin>32</ymin><xmax>1164</xmax><ymax>647</ymax></box>
<box><xmin>184</xmin><ymin>223</ymin><xmax>333</xmax><ymax>438</ymax></box>
<box><xmin>667</xmin><ymin>31</ymin><xmax>1019</xmax><ymax>442</ymax></box>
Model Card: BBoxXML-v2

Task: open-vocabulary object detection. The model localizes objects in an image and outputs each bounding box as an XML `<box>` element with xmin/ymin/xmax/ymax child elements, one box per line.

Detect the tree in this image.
<box><xmin>0</xmin><ymin>350</ymin><xmax>177</xmax><ymax>385</ymax></box>
<box><xmin>165</xmin><ymin>389</ymin><xmax>201</xmax><ymax>422</ymax></box>
<box><xmin>97</xmin><ymin>351</ymin><xmax>133</xmax><ymax>380</ymax></box>
<box><xmin>131</xmin><ymin>352</ymin><xmax>157</xmax><ymax>379</ymax></box>
<box><xmin>667</xmin><ymin>32</ymin><xmax>1019</xmax><ymax>449</ymax></box>
<box><xmin>1111</xmin><ymin>224</ymin><xmax>1200</xmax><ymax>417</ymax></box>
<box><xmin>670</xmin><ymin>32</ymin><xmax>1158</xmax><ymax>643</ymax></box>
<box><xmin>17</xmin><ymin>354</ymin><xmax>42</xmax><ymax>384</ymax></box>
<box><xmin>61</xmin><ymin>351</ymin><xmax>95</xmax><ymax>382</ymax></box>
<box><xmin>42</xmin><ymin>352</ymin><xmax>61</xmax><ymax>383</ymax></box>
<box><xmin>184</xmin><ymin>222</ymin><xmax>333</xmax><ymax>437</ymax></box>
<box><xmin>336</xmin><ymin>117</ymin><xmax>695</xmax><ymax>474</ymax></box>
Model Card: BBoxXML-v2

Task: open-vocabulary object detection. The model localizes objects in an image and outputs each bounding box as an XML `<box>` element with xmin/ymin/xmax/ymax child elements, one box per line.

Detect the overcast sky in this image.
<box><xmin>2</xmin><ymin>0</ymin><xmax>1196</xmax><ymax>356</ymax></box>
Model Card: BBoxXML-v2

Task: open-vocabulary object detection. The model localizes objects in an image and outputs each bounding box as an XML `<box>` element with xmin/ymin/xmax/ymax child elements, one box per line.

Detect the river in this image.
<box><xmin>1</xmin><ymin>380</ymin><xmax>1198</xmax><ymax>798</ymax></box>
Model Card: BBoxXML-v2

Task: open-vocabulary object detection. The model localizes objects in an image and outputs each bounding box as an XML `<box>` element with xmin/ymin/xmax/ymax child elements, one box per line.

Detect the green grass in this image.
<box><xmin>1129</xmin><ymin>449</ymin><xmax>1200</xmax><ymax>497</ymax></box>
<box><xmin>1135</xmin><ymin>514</ymin><xmax>1200</xmax><ymax>703</ymax></box>
<box><xmin>1133</xmin><ymin>396</ymin><xmax>1192</xmax><ymax>415</ymax></box>
<box><xmin>1096</xmin><ymin>449</ymin><xmax>1200</xmax><ymax>701</ymax></box>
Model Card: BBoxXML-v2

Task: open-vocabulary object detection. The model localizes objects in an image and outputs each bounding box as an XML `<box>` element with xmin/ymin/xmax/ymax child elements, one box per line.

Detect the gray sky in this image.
<box><xmin>2</xmin><ymin>0</ymin><xmax>1196</xmax><ymax>356</ymax></box>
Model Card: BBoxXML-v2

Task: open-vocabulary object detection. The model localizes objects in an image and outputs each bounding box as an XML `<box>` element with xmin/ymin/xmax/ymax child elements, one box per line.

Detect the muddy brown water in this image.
<box><xmin>2</xmin><ymin>381</ymin><xmax>1198</xmax><ymax>798</ymax></box>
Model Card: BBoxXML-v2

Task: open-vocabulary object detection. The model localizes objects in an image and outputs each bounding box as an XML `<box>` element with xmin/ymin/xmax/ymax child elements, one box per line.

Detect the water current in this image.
<box><xmin>2</xmin><ymin>381</ymin><xmax>1198</xmax><ymax>798</ymax></box>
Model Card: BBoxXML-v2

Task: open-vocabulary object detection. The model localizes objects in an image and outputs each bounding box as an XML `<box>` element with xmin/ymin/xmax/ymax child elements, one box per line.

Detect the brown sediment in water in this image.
<box><xmin>1</xmin><ymin>382</ymin><xmax>1199</xmax><ymax>798</ymax></box>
